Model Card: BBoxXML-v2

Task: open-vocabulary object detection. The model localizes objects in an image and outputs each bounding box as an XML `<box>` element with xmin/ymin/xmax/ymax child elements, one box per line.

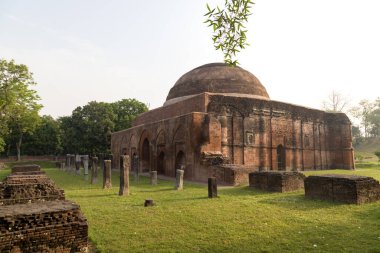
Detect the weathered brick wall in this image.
<box><xmin>0</xmin><ymin>167</ymin><xmax>88</xmax><ymax>252</ymax></box>
<box><xmin>132</xmin><ymin>93</ymin><xmax>208</xmax><ymax>127</ymax></box>
<box><xmin>305</xmin><ymin>174</ymin><xmax>380</xmax><ymax>204</ymax></box>
<box><xmin>111</xmin><ymin>92</ymin><xmax>354</xmax><ymax>185</ymax></box>
<box><xmin>249</xmin><ymin>171</ymin><xmax>305</xmax><ymax>192</ymax></box>
<box><xmin>111</xmin><ymin>113</ymin><xmax>206</xmax><ymax>180</ymax></box>
<box><xmin>0</xmin><ymin>201</ymin><xmax>88</xmax><ymax>253</ymax></box>
<box><xmin>0</xmin><ymin>171</ymin><xmax>64</xmax><ymax>205</ymax></box>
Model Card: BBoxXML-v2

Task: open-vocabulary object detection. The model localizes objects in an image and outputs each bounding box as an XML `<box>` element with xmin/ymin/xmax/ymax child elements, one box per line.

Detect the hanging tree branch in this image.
<box><xmin>204</xmin><ymin>0</ymin><xmax>254</xmax><ymax>66</ymax></box>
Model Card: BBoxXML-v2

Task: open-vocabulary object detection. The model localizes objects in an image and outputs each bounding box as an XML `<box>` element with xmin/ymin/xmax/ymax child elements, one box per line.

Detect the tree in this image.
<box><xmin>59</xmin><ymin>116</ymin><xmax>81</xmax><ymax>154</ymax></box>
<box><xmin>204</xmin><ymin>0</ymin><xmax>254</xmax><ymax>66</ymax></box>
<box><xmin>0</xmin><ymin>59</ymin><xmax>42</xmax><ymax>158</ymax></box>
<box><xmin>350</xmin><ymin>99</ymin><xmax>375</xmax><ymax>138</ymax></box>
<box><xmin>351</xmin><ymin>125</ymin><xmax>363</xmax><ymax>147</ymax></box>
<box><xmin>112</xmin><ymin>99</ymin><xmax>148</xmax><ymax>132</ymax></box>
<box><xmin>374</xmin><ymin>150</ymin><xmax>380</xmax><ymax>162</ymax></box>
<box><xmin>367</xmin><ymin>98</ymin><xmax>380</xmax><ymax>137</ymax></box>
<box><xmin>61</xmin><ymin>101</ymin><xmax>115</xmax><ymax>155</ymax></box>
<box><xmin>22</xmin><ymin>115</ymin><xmax>62</xmax><ymax>155</ymax></box>
<box><xmin>322</xmin><ymin>90</ymin><xmax>350</xmax><ymax>113</ymax></box>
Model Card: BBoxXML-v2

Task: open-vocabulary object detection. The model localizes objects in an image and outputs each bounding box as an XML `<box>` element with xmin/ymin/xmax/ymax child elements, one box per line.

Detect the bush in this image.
<box><xmin>374</xmin><ymin>150</ymin><xmax>380</xmax><ymax>161</ymax></box>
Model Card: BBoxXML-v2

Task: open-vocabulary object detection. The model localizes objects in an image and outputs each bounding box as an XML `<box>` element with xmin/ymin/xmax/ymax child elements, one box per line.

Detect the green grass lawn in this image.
<box><xmin>1</xmin><ymin>162</ymin><xmax>380</xmax><ymax>252</ymax></box>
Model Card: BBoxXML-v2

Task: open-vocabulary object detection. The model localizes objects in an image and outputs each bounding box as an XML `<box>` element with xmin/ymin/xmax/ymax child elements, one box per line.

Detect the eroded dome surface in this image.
<box><xmin>165</xmin><ymin>63</ymin><xmax>269</xmax><ymax>105</ymax></box>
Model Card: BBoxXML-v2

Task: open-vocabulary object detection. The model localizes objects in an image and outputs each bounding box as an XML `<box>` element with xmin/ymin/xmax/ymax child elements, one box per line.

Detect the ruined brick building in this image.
<box><xmin>111</xmin><ymin>63</ymin><xmax>354</xmax><ymax>184</ymax></box>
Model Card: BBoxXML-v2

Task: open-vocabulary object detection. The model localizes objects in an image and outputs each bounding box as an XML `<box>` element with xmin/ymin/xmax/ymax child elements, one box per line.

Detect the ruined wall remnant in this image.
<box><xmin>305</xmin><ymin>174</ymin><xmax>380</xmax><ymax>204</ymax></box>
<box><xmin>0</xmin><ymin>165</ymin><xmax>88</xmax><ymax>252</ymax></box>
<box><xmin>249</xmin><ymin>171</ymin><xmax>306</xmax><ymax>192</ymax></box>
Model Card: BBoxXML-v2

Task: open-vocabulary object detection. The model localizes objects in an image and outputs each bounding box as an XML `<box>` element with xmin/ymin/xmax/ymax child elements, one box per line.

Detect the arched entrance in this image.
<box><xmin>175</xmin><ymin>151</ymin><xmax>186</xmax><ymax>176</ymax></box>
<box><xmin>141</xmin><ymin>138</ymin><xmax>150</xmax><ymax>172</ymax></box>
<box><xmin>277</xmin><ymin>145</ymin><xmax>286</xmax><ymax>170</ymax></box>
<box><xmin>157</xmin><ymin>151</ymin><xmax>165</xmax><ymax>175</ymax></box>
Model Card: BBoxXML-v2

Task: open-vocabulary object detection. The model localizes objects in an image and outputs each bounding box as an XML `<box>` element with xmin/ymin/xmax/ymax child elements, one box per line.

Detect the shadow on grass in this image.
<box><xmin>139</xmin><ymin>188</ymin><xmax>175</xmax><ymax>193</ymax></box>
<box><xmin>218</xmin><ymin>186</ymin><xmax>278</xmax><ymax>197</ymax></box>
<box><xmin>258</xmin><ymin>193</ymin><xmax>349</xmax><ymax>211</ymax></box>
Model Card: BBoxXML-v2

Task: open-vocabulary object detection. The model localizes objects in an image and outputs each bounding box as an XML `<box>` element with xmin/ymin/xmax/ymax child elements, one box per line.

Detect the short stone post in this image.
<box><xmin>133</xmin><ymin>154</ymin><xmax>139</xmax><ymax>182</ymax></box>
<box><xmin>119</xmin><ymin>155</ymin><xmax>130</xmax><ymax>196</ymax></box>
<box><xmin>144</xmin><ymin>199</ymin><xmax>154</xmax><ymax>207</ymax></box>
<box><xmin>103</xmin><ymin>160</ymin><xmax>112</xmax><ymax>189</ymax></box>
<box><xmin>60</xmin><ymin>162</ymin><xmax>65</xmax><ymax>170</ymax></box>
<box><xmin>71</xmin><ymin>154</ymin><xmax>76</xmax><ymax>173</ymax></box>
<box><xmin>175</xmin><ymin>169</ymin><xmax>184</xmax><ymax>190</ymax></box>
<box><xmin>150</xmin><ymin>171</ymin><xmax>157</xmax><ymax>185</ymax></box>
<box><xmin>91</xmin><ymin>157</ymin><xmax>98</xmax><ymax>184</ymax></box>
<box><xmin>208</xmin><ymin>177</ymin><xmax>217</xmax><ymax>198</ymax></box>
<box><xmin>99</xmin><ymin>154</ymin><xmax>104</xmax><ymax>173</ymax></box>
<box><xmin>66</xmin><ymin>154</ymin><xmax>71</xmax><ymax>172</ymax></box>
<box><xmin>65</xmin><ymin>154</ymin><xmax>69</xmax><ymax>169</ymax></box>
<box><xmin>75</xmin><ymin>154</ymin><xmax>81</xmax><ymax>175</ymax></box>
<box><xmin>83</xmin><ymin>155</ymin><xmax>89</xmax><ymax>180</ymax></box>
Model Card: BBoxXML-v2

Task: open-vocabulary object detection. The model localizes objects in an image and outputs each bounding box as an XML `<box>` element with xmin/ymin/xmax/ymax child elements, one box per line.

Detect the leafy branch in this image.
<box><xmin>204</xmin><ymin>0</ymin><xmax>254</xmax><ymax>66</ymax></box>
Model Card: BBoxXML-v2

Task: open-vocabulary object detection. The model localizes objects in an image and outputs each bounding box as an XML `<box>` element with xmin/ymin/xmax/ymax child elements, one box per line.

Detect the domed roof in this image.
<box><xmin>165</xmin><ymin>63</ymin><xmax>269</xmax><ymax>105</ymax></box>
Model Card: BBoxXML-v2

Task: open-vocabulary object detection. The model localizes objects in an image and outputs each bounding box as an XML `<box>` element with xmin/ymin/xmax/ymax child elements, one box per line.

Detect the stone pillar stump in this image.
<box><xmin>83</xmin><ymin>155</ymin><xmax>89</xmax><ymax>180</ymax></box>
<box><xmin>150</xmin><ymin>171</ymin><xmax>157</xmax><ymax>185</ymax></box>
<box><xmin>208</xmin><ymin>177</ymin><xmax>217</xmax><ymax>198</ymax></box>
<box><xmin>103</xmin><ymin>160</ymin><xmax>112</xmax><ymax>189</ymax></box>
<box><xmin>119</xmin><ymin>155</ymin><xmax>130</xmax><ymax>196</ymax></box>
<box><xmin>91</xmin><ymin>157</ymin><xmax>98</xmax><ymax>184</ymax></box>
<box><xmin>175</xmin><ymin>169</ymin><xmax>184</xmax><ymax>190</ymax></box>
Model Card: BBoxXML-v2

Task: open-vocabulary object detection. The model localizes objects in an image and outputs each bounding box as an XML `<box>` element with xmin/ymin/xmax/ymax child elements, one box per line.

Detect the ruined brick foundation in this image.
<box><xmin>304</xmin><ymin>174</ymin><xmax>380</xmax><ymax>204</ymax></box>
<box><xmin>0</xmin><ymin>165</ymin><xmax>88</xmax><ymax>252</ymax></box>
<box><xmin>249</xmin><ymin>171</ymin><xmax>306</xmax><ymax>192</ymax></box>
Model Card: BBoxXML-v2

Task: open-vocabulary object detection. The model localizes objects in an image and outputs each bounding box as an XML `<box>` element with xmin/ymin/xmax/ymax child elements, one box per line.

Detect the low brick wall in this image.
<box><xmin>0</xmin><ymin>165</ymin><xmax>88</xmax><ymax>252</ymax></box>
<box><xmin>209</xmin><ymin>165</ymin><xmax>258</xmax><ymax>185</ymax></box>
<box><xmin>11</xmin><ymin>164</ymin><xmax>41</xmax><ymax>173</ymax></box>
<box><xmin>304</xmin><ymin>174</ymin><xmax>380</xmax><ymax>204</ymax></box>
<box><xmin>0</xmin><ymin>201</ymin><xmax>88</xmax><ymax>252</ymax></box>
<box><xmin>249</xmin><ymin>171</ymin><xmax>305</xmax><ymax>192</ymax></box>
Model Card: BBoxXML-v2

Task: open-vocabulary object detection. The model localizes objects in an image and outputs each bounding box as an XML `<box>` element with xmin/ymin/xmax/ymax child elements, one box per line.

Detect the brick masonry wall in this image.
<box><xmin>111</xmin><ymin>92</ymin><xmax>354</xmax><ymax>184</ymax></box>
<box><xmin>0</xmin><ymin>168</ymin><xmax>88</xmax><ymax>252</ymax></box>
<box><xmin>304</xmin><ymin>174</ymin><xmax>380</xmax><ymax>204</ymax></box>
<box><xmin>0</xmin><ymin>201</ymin><xmax>88</xmax><ymax>253</ymax></box>
<box><xmin>249</xmin><ymin>171</ymin><xmax>305</xmax><ymax>192</ymax></box>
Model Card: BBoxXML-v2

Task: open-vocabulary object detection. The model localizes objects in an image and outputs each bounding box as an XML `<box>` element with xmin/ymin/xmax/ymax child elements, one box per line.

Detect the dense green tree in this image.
<box><xmin>61</xmin><ymin>101</ymin><xmax>115</xmax><ymax>155</ymax></box>
<box><xmin>112</xmin><ymin>98</ymin><xmax>148</xmax><ymax>131</ymax></box>
<box><xmin>0</xmin><ymin>59</ymin><xmax>42</xmax><ymax>159</ymax></box>
<box><xmin>205</xmin><ymin>0</ymin><xmax>254</xmax><ymax>66</ymax></box>
<box><xmin>59</xmin><ymin>116</ymin><xmax>81</xmax><ymax>154</ymax></box>
<box><xmin>22</xmin><ymin>115</ymin><xmax>62</xmax><ymax>155</ymax></box>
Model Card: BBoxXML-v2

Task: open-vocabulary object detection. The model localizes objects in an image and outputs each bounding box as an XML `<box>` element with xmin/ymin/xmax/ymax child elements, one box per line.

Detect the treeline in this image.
<box><xmin>350</xmin><ymin>98</ymin><xmax>380</xmax><ymax>145</ymax></box>
<box><xmin>0</xmin><ymin>59</ymin><xmax>147</xmax><ymax>159</ymax></box>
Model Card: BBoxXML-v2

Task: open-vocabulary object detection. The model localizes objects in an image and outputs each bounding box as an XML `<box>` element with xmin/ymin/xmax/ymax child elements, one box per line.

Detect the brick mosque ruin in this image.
<box><xmin>111</xmin><ymin>63</ymin><xmax>355</xmax><ymax>185</ymax></box>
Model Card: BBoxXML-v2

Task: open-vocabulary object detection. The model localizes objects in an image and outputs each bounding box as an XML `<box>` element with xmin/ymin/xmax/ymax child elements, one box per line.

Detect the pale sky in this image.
<box><xmin>1</xmin><ymin>0</ymin><xmax>379</xmax><ymax>118</ymax></box>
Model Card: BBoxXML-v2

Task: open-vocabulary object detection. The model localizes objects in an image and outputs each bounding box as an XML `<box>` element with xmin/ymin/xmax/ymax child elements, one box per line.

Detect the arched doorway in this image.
<box><xmin>175</xmin><ymin>151</ymin><xmax>186</xmax><ymax>176</ymax></box>
<box><xmin>277</xmin><ymin>145</ymin><xmax>286</xmax><ymax>170</ymax></box>
<box><xmin>157</xmin><ymin>151</ymin><xmax>165</xmax><ymax>175</ymax></box>
<box><xmin>141</xmin><ymin>138</ymin><xmax>150</xmax><ymax>172</ymax></box>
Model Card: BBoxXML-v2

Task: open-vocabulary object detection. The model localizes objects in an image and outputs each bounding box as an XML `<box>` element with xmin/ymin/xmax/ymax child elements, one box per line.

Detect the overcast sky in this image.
<box><xmin>1</xmin><ymin>0</ymin><xmax>379</xmax><ymax>118</ymax></box>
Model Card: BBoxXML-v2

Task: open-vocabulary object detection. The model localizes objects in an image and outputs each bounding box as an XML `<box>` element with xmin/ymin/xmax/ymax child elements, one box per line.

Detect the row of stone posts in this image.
<box><xmin>60</xmin><ymin>154</ymin><xmax>217</xmax><ymax>199</ymax></box>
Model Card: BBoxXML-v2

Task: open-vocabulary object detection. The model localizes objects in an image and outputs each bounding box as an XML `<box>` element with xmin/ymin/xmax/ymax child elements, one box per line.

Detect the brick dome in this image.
<box><xmin>165</xmin><ymin>63</ymin><xmax>270</xmax><ymax>105</ymax></box>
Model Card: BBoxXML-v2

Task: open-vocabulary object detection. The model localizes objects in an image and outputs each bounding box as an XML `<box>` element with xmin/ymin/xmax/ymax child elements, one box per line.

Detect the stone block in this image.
<box><xmin>11</xmin><ymin>164</ymin><xmax>40</xmax><ymax>173</ymax></box>
<box><xmin>249</xmin><ymin>171</ymin><xmax>305</xmax><ymax>192</ymax></box>
<box><xmin>305</xmin><ymin>174</ymin><xmax>380</xmax><ymax>204</ymax></box>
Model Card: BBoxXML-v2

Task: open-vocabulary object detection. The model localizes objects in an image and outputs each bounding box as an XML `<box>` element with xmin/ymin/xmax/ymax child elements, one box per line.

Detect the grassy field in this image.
<box><xmin>1</xmin><ymin>162</ymin><xmax>380</xmax><ymax>252</ymax></box>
